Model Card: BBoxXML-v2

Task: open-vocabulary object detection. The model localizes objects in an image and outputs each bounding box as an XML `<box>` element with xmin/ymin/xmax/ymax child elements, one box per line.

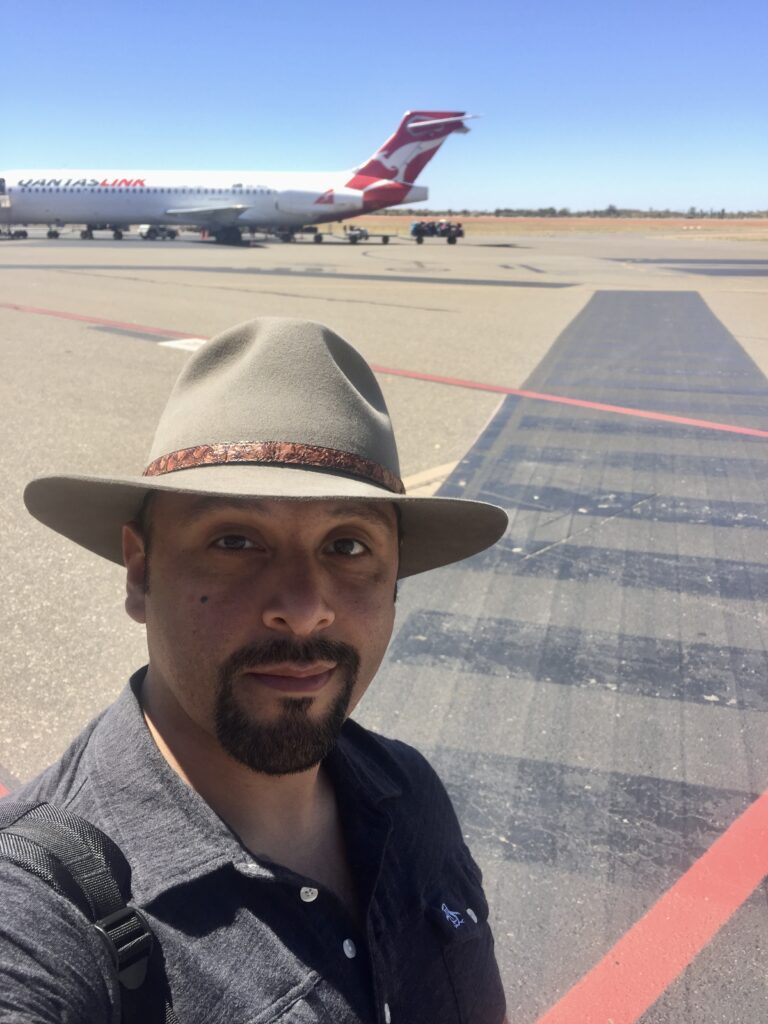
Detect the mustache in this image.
<box><xmin>221</xmin><ymin>637</ymin><xmax>360</xmax><ymax>678</ymax></box>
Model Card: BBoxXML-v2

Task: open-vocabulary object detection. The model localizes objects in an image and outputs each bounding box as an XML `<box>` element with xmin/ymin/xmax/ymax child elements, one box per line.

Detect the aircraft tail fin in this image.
<box><xmin>345</xmin><ymin>111</ymin><xmax>473</xmax><ymax>190</ymax></box>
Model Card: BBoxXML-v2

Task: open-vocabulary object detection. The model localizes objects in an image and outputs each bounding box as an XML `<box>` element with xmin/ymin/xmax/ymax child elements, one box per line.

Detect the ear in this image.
<box><xmin>122</xmin><ymin>522</ymin><xmax>147</xmax><ymax>624</ymax></box>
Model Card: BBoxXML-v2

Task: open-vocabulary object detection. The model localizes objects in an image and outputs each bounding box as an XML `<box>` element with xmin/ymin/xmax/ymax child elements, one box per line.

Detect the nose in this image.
<box><xmin>260</xmin><ymin>559</ymin><xmax>335</xmax><ymax>637</ymax></box>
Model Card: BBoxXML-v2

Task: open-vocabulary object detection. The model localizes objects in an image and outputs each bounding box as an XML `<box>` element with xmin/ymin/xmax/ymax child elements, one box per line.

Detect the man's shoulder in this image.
<box><xmin>0</xmin><ymin>826</ymin><xmax>119</xmax><ymax>1022</ymax></box>
<box><xmin>9</xmin><ymin>686</ymin><xmax>130</xmax><ymax>815</ymax></box>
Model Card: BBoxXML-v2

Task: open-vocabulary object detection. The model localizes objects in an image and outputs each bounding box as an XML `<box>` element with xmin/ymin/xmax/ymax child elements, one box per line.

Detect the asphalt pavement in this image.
<box><xmin>1</xmin><ymin>227</ymin><xmax>767</xmax><ymax>1022</ymax></box>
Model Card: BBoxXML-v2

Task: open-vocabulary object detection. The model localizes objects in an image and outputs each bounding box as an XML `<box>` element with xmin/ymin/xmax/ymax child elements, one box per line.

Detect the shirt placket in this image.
<box><xmin>235</xmin><ymin>856</ymin><xmax>378</xmax><ymax>1023</ymax></box>
<box><xmin>339</xmin><ymin>798</ymin><xmax>396</xmax><ymax>1024</ymax></box>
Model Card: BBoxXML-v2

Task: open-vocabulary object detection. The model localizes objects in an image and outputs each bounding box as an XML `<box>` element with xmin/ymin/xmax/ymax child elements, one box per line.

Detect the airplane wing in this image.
<box><xmin>164</xmin><ymin>204</ymin><xmax>248</xmax><ymax>225</ymax></box>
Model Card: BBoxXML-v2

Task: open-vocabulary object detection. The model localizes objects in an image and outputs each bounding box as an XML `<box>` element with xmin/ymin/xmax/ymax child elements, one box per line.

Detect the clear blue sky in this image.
<box><xmin>3</xmin><ymin>0</ymin><xmax>766</xmax><ymax>211</ymax></box>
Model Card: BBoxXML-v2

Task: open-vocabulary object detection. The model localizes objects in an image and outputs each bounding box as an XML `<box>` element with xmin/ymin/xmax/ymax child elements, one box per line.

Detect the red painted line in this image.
<box><xmin>534</xmin><ymin>788</ymin><xmax>768</xmax><ymax>1024</ymax></box>
<box><xmin>0</xmin><ymin>302</ymin><xmax>192</xmax><ymax>339</ymax></box>
<box><xmin>3</xmin><ymin>302</ymin><xmax>767</xmax><ymax>439</ymax></box>
<box><xmin>0</xmin><ymin>784</ymin><xmax>8</xmax><ymax>798</ymax></box>
<box><xmin>369</xmin><ymin>363</ymin><xmax>768</xmax><ymax>439</ymax></box>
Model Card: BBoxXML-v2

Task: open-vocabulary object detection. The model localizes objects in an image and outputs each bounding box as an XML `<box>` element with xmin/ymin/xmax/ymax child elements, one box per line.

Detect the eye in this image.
<box><xmin>327</xmin><ymin>537</ymin><xmax>367</xmax><ymax>557</ymax></box>
<box><xmin>213</xmin><ymin>535</ymin><xmax>256</xmax><ymax>551</ymax></box>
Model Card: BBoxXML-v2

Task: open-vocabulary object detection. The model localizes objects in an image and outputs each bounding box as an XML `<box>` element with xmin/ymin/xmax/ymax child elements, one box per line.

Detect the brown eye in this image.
<box><xmin>329</xmin><ymin>538</ymin><xmax>367</xmax><ymax>557</ymax></box>
<box><xmin>214</xmin><ymin>535</ymin><xmax>254</xmax><ymax>550</ymax></box>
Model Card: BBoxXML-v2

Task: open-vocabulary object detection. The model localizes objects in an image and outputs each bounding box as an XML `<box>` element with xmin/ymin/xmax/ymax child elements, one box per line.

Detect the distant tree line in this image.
<box><xmin>384</xmin><ymin>206</ymin><xmax>768</xmax><ymax>219</ymax></box>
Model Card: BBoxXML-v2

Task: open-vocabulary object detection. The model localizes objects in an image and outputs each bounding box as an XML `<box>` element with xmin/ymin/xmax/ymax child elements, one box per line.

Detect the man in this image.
<box><xmin>0</xmin><ymin>318</ymin><xmax>509</xmax><ymax>1023</ymax></box>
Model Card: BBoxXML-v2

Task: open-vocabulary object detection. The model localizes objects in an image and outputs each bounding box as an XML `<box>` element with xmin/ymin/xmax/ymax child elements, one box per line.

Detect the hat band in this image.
<box><xmin>143</xmin><ymin>441</ymin><xmax>405</xmax><ymax>495</ymax></box>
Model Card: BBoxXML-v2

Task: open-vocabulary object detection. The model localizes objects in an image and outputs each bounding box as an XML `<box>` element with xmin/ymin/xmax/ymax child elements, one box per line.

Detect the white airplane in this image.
<box><xmin>0</xmin><ymin>110</ymin><xmax>473</xmax><ymax>245</ymax></box>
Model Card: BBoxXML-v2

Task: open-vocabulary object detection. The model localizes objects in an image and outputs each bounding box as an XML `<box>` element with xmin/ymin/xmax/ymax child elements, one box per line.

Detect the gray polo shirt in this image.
<box><xmin>0</xmin><ymin>670</ymin><xmax>506</xmax><ymax>1023</ymax></box>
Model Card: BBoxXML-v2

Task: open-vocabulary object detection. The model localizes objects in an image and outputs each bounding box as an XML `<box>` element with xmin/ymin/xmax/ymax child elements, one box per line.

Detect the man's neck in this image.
<box><xmin>141</xmin><ymin>674</ymin><xmax>328</xmax><ymax>849</ymax></box>
<box><xmin>139</xmin><ymin>670</ymin><xmax>357</xmax><ymax>917</ymax></box>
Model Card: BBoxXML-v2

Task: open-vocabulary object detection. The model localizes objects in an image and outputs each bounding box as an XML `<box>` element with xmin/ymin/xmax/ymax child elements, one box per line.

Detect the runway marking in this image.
<box><xmin>158</xmin><ymin>337</ymin><xmax>207</xmax><ymax>352</ymax></box>
<box><xmin>534</xmin><ymin>787</ymin><xmax>768</xmax><ymax>1024</ymax></box>
<box><xmin>3</xmin><ymin>300</ymin><xmax>768</xmax><ymax>439</ymax></box>
<box><xmin>369</xmin><ymin>364</ymin><xmax>768</xmax><ymax>439</ymax></box>
<box><xmin>0</xmin><ymin>302</ymin><xmax>192</xmax><ymax>339</ymax></box>
<box><xmin>401</xmin><ymin>460</ymin><xmax>459</xmax><ymax>496</ymax></box>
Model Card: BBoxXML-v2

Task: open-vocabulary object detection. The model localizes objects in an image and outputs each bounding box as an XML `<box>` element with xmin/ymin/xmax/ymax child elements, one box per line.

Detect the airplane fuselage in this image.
<box><xmin>0</xmin><ymin>111</ymin><xmax>471</xmax><ymax>239</ymax></box>
<box><xmin>1</xmin><ymin>168</ymin><xmax>426</xmax><ymax>231</ymax></box>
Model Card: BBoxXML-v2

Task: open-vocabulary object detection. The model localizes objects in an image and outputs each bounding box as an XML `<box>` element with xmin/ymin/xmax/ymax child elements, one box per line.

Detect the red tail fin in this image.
<box><xmin>346</xmin><ymin>111</ymin><xmax>471</xmax><ymax>190</ymax></box>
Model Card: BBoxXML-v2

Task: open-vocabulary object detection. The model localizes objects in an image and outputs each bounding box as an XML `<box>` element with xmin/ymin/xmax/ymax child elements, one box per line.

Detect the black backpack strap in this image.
<box><xmin>0</xmin><ymin>800</ymin><xmax>180</xmax><ymax>1023</ymax></box>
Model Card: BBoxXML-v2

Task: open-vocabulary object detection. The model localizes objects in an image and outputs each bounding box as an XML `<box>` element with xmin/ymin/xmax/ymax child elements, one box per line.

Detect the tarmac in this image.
<box><xmin>1</xmin><ymin>226</ymin><xmax>768</xmax><ymax>1023</ymax></box>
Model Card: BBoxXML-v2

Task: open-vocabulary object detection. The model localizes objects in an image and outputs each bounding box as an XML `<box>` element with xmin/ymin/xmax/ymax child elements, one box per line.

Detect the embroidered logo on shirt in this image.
<box><xmin>441</xmin><ymin>903</ymin><xmax>464</xmax><ymax>929</ymax></box>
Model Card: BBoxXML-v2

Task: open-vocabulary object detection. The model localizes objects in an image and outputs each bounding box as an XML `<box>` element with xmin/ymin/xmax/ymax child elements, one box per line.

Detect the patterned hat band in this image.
<box><xmin>143</xmin><ymin>441</ymin><xmax>406</xmax><ymax>495</ymax></box>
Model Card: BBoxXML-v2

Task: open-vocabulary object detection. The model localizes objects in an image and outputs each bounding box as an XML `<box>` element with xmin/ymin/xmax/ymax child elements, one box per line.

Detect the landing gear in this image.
<box><xmin>46</xmin><ymin>229</ymin><xmax>60</xmax><ymax>239</ymax></box>
<box><xmin>80</xmin><ymin>228</ymin><xmax>94</xmax><ymax>240</ymax></box>
<box><xmin>214</xmin><ymin>226</ymin><xmax>243</xmax><ymax>246</ymax></box>
<box><xmin>112</xmin><ymin>229</ymin><xmax>123</xmax><ymax>241</ymax></box>
<box><xmin>313</xmin><ymin>233</ymin><xmax>323</xmax><ymax>243</ymax></box>
<box><xmin>278</xmin><ymin>231</ymin><xmax>294</xmax><ymax>243</ymax></box>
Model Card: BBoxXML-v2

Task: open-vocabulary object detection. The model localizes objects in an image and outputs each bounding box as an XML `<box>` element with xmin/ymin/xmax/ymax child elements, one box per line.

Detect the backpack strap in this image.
<box><xmin>0</xmin><ymin>800</ymin><xmax>179</xmax><ymax>1023</ymax></box>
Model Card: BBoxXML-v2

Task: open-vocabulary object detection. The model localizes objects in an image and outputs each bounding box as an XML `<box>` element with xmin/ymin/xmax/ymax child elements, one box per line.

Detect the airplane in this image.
<box><xmin>0</xmin><ymin>111</ymin><xmax>474</xmax><ymax>245</ymax></box>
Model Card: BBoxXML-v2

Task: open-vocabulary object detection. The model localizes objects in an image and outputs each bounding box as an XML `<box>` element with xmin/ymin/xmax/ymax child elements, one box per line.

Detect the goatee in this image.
<box><xmin>214</xmin><ymin>637</ymin><xmax>359</xmax><ymax>776</ymax></box>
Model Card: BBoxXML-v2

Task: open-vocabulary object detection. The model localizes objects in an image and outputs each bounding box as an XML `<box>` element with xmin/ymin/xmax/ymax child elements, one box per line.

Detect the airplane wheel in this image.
<box><xmin>314</xmin><ymin>233</ymin><xmax>323</xmax><ymax>243</ymax></box>
<box><xmin>112</xmin><ymin>229</ymin><xmax>123</xmax><ymax>241</ymax></box>
<box><xmin>80</xmin><ymin>229</ymin><xmax>93</xmax><ymax>240</ymax></box>
<box><xmin>145</xmin><ymin>228</ymin><xmax>158</xmax><ymax>240</ymax></box>
<box><xmin>46</xmin><ymin>229</ymin><xmax>60</xmax><ymax>239</ymax></box>
<box><xmin>381</xmin><ymin>235</ymin><xmax>389</xmax><ymax>245</ymax></box>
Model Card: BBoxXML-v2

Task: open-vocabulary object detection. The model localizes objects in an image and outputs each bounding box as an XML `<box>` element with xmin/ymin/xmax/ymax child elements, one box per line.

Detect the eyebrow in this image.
<box><xmin>324</xmin><ymin>503</ymin><xmax>397</xmax><ymax>532</ymax></box>
<box><xmin>178</xmin><ymin>496</ymin><xmax>271</xmax><ymax>525</ymax></box>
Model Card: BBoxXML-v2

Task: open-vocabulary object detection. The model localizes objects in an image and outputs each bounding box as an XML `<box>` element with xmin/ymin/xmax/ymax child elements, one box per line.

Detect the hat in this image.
<box><xmin>24</xmin><ymin>318</ymin><xmax>508</xmax><ymax>578</ymax></box>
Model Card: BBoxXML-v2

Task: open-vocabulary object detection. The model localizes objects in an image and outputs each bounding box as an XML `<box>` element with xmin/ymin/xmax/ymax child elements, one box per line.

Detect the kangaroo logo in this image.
<box><xmin>441</xmin><ymin>903</ymin><xmax>464</xmax><ymax>929</ymax></box>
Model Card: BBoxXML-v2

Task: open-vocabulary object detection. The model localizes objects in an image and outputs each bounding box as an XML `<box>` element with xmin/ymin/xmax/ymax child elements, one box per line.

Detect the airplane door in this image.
<box><xmin>0</xmin><ymin>178</ymin><xmax>9</xmax><ymax>221</ymax></box>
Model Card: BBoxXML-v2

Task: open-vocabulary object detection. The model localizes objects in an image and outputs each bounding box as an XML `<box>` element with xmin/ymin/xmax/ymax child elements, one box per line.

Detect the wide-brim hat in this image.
<box><xmin>24</xmin><ymin>318</ymin><xmax>508</xmax><ymax>578</ymax></box>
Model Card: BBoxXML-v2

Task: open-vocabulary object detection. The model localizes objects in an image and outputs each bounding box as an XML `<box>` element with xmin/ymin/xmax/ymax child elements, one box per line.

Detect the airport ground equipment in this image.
<box><xmin>411</xmin><ymin>220</ymin><xmax>464</xmax><ymax>243</ymax></box>
<box><xmin>138</xmin><ymin>225</ymin><xmax>178</xmax><ymax>240</ymax></box>
<box><xmin>345</xmin><ymin>226</ymin><xmax>390</xmax><ymax>244</ymax></box>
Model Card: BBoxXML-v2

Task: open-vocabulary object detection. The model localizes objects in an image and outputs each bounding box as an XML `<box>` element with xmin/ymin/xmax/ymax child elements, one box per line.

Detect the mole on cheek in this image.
<box><xmin>200</xmin><ymin>595</ymin><xmax>209</xmax><ymax>604</ymax></box>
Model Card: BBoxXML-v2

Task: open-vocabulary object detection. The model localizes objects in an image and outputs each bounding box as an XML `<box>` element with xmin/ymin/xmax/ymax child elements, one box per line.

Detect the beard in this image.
<box><xmin>214</xmin><ymin>637</ymin><xmax>360</xmax><ymax>776</ymax></box>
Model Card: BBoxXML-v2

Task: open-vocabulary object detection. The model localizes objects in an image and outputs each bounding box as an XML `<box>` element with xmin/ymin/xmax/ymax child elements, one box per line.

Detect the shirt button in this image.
<box><xmin>466</xmin><ymin>907</ymin><xmax>478</xmax><ymax>923</ymax></box>
<box><xmin>342</xmin><ymin>938</ymin><xmax>357</xmax><ymax>959</ymax></box>
<box><xmin>300</xmin><ymin>886</ymin><xmax>319</xmax><ymax>903</ymax></box>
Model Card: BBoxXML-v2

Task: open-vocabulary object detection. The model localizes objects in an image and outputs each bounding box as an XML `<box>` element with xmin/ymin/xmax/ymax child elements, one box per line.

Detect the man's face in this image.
<box><xmin>123</xmin><ymin>493</ymin><xmax>399</xmax><ymax>775</ymax></box>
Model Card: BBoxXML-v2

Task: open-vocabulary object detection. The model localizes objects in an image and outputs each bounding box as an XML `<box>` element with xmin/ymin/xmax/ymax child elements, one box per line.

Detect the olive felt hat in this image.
<box><xmin>24</xmin><ymin>318</ymin><xmax>508</xmax><ymax>578</ymax></box>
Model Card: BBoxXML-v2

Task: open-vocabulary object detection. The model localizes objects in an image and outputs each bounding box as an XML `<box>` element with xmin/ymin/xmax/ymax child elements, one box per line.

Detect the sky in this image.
<box><xmin>2</xmin><ymin>0</ymin><xmax>767</xmax><ymax>212</ymax></box>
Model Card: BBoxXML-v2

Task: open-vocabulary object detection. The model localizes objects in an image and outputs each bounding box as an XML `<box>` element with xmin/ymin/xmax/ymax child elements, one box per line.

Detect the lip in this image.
<box><xmin>242</xmin><ymin>663</ymin><xmax>336</xmax><ymax>694</ymax></box>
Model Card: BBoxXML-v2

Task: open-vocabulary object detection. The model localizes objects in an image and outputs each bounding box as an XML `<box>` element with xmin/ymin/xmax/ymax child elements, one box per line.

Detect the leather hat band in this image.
<box><xmin>143</xmin><ymin>441</ymin><xmax>405</xmax><ymax>495</ymax></box>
